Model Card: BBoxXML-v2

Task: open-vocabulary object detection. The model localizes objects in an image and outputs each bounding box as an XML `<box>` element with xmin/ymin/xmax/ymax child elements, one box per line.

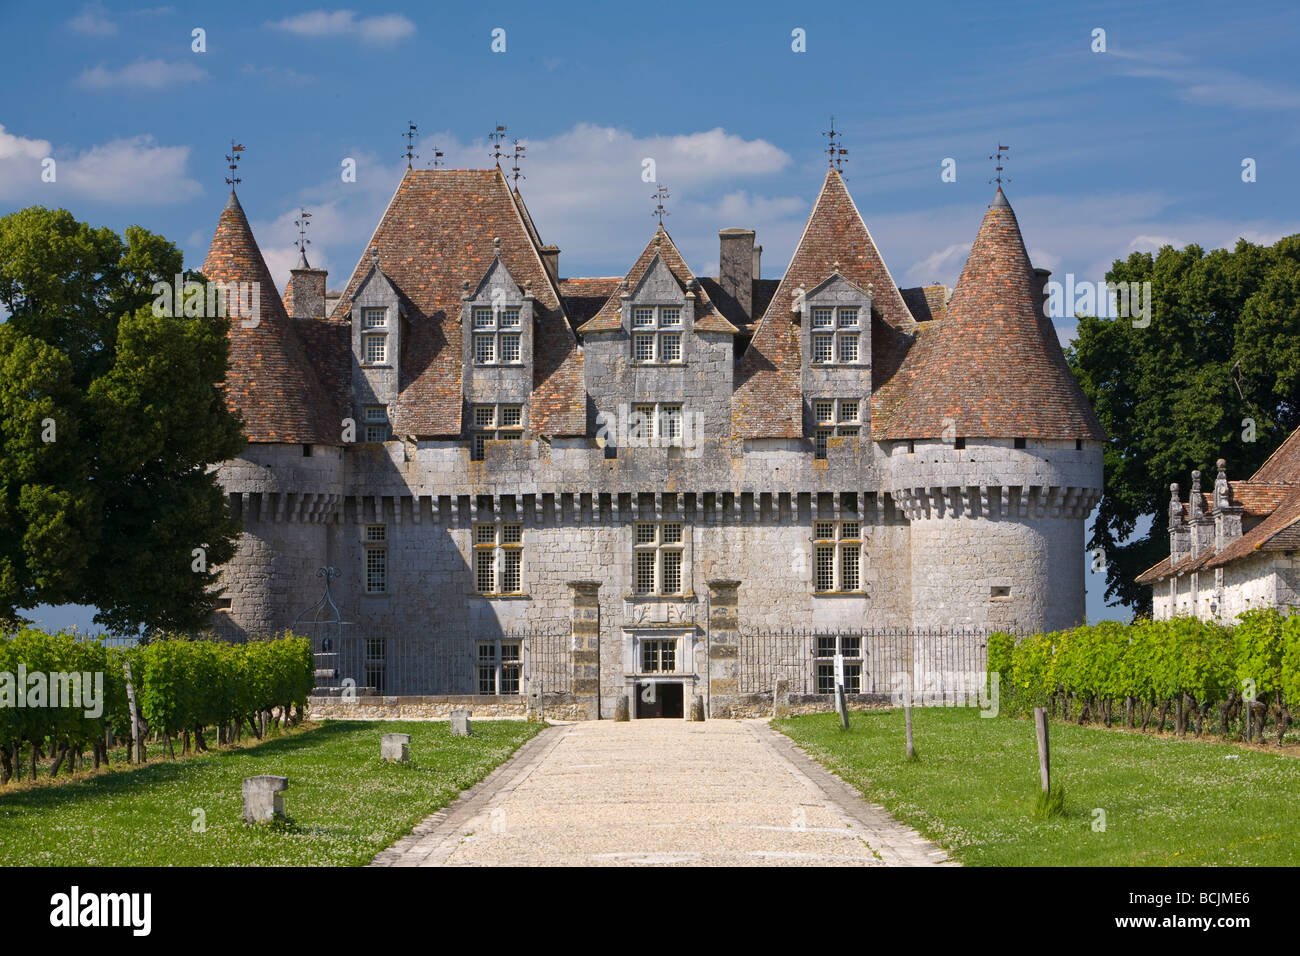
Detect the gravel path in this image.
<box><xmin>371</xmin><ymin>719</ymin><xmax>953</xmax><ymax>867</ymax></box>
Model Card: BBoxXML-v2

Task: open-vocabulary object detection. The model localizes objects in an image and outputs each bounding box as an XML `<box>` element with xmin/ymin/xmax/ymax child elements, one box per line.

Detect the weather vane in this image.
<box><xmin>823</xmin><ymin>117</ymin><xmax>848</xmax><ymax>172</ymax></box>
<box><xmin>294</xmin><ymin>208</ymin><xmax>312</xmax><ymax>255</ymax></box>
<box><xmin>989</xmin><ymin>144</ymin><xmax>1010</xmax><ymax>185</ymax></box>
<box><xmin>510</xmin><ymin>139</ymin><xmax>526</xmax><ymax>187</ymax></box>
<box><xmin>652</xmin><ymin>183</ymin><xmax>670</xmax><ymax>224</ymax></box>
<box><xmin>224</xmin><ymin>140</ymin><xmax>245</xmax><ymax>186</ymax></box>
<box><xmin>403</xmin><ymin>122</ymin><xmax>418</xmax><ymax>169</ymax></box>
<box><xmin>489</xmin><ymin>124</ymin><xmax>508</xmax><ymax>166</ymax></box>
<box><xmin>430</xmin><ymin>143</ymin><xmax>444</xmax><ymax>168</ymax></box>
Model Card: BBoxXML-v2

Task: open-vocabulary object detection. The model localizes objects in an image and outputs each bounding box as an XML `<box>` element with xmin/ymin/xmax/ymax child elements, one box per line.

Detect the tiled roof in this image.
<box><xmin>1178</xmin><ymin>481</ymin><xmax>1293</xmax><ymax>519</ymax></box>
<box><xmin>332</xmin><ymin>168</ymin><xmax>585</xmax><ymax>437</ymax></box>
<box><xmin>878</xmin><ymin>188</ymin><xmax>1106</xmax><ymax>441</ymax></box>
<box><xmin>734</xmin><ymin>169</ymin><xmax>917</xmax><ymax>438</ymax></box>
<box><xmin>576</xmin><ymin>226</ymin><xmax>737</xmax><ymax>335</ymax></box>
<box><xmin>1250</xmin><ymin>426</ymin><xmax>1300</xmax><ymax>483</ymax></box>
<box><xmin>201</xmin><ymin>190</ymin><xmax>339</xmax><ymax>445</ymax></box>
<box><xmin>559</xmin><ymin>277</ymin><xmax>621</xmax><ymax>328</ymax></box>
<box><xmin>900</xmin><ymin>284</ymin><xmax>948</xmax><ymax>322</ymax></box>
<box><xmin>294</xmin><ymin>318</ymin><xmax>350</xmax><ymax>430</ymax></box>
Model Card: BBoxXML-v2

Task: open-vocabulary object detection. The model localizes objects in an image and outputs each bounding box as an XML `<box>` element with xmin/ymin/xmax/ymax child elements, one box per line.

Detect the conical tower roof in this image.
<box><xmin>880</xmin><ymin>187</ymin><xmax>1105</xmax><ymax>440</ymax></box>
<box><xmin>202</xmin><ymin>190</ymin><xmax>339</xmax><ymax>444</ymax></box>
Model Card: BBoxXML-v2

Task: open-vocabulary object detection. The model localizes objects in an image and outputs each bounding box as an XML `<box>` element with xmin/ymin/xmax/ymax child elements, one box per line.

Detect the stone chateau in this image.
<box><xmin>201</xmin><ymin>160</ymin><xmax>1104</xmax><ymax>718</ymax></box>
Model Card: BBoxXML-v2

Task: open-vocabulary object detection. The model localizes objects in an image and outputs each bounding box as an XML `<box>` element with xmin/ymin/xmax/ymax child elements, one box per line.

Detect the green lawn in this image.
<box><xmin>0</xmin><ymin>719</ymin><xmax>542</xmax><ymax>866</ymax></box>
<box><xmin>774</xmin><ymin>708</ymin><xmax>1300</xmax><ymax>866</ymax></box>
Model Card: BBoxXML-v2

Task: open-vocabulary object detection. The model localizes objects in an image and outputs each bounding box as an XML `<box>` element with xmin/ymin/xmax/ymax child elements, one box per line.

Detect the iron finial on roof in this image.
<box><xmin>403</xmin><ymin>122</ymin><xmax>419</xmax><ymax>170</ymax></box>
<box><xmin>652</xmin><ymin>182</ymin><xmax>670</xmax><ymax>224</ymax></box>
<box><xmin>224</xmin><ymin>139</ymin><xmax>245</xmax><ymax>187</ymax></box>
<box><xmin>511</xmin><ymin>139</ymin><xmax>526</xmax><ymax>187</ymax></box>
<box><xmin>294</xmin><ymin>208</ymin><xmax>313</xmax><ymax>265</ymax></box>
<box><xmin>989</xmin><ymin>144</ymin><xmax>1011</xmax><ymax>186</ymax></box>
<box><xmin>490</xmin><ymin>124</ymin><xmax>508</xmax><ymax>166</ymax></box>
<box><xmin>823</xmin><ymin>118</ymin><xmax>848</xmax><ymax>172</ymax></box>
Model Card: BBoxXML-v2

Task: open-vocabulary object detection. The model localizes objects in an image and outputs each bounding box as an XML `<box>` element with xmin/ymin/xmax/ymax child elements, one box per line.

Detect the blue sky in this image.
<box><xmin>3</xmin><ymin>0</ymin><xmax>1298</xmax><ymax>631</ymax></box>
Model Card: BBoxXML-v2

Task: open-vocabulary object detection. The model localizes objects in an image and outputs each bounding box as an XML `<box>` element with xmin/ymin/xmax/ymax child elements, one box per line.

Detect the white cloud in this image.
<box><xmin>0</xmin><ymin>126</ymin><xmax>200</xmax><ymax>204</ymax></box>
<box><xmin>68</xmin><ymin>2</ymin><xmax>116</xmax><ymax>35</ymax></box>
<box><xmin>77</xmin><ymin>58</ymin><xmax>209</xmax><ymax>89</ymax></box>
<box><xmin>1110</xmin><ymin>48</ymin><xmax>1300</xmax><ymax>111</ymax></box>
<box><xmin>267</xmin><ymin>10</ymin><xmax>416</xmax><ymax>44</ymax></box>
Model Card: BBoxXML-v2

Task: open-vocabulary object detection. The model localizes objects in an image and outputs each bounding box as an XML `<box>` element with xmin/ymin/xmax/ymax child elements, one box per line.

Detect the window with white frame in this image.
<box><xmin>633</xmin><ymin>521</ymin><xmax>684</xmax><ymax>594</ymax></box>
<box><xmin>641</xmin><ymin>637</ymin><xmax>677</xmax><ymax>673</ymax></box>
<box><xmin>364</xmin><ymin>525</ymin><xmax>387</xmax><ymax>594</ymax></box>
<box><xmin>363</xmin><ymin>332</ymin><xmax>387</xmax><ymax>365</ymax></box>
<box><xmin>474</xmin><ymin>522</ymin><xmax>523</xmax><ymax>594</ymax></box>
<box><xmin>472</xmin><ymin>305</ymin><xmax>524</xmax><ymax>366</ymax></box>
<box><xmin>813</xmin><ymin>520</ymin><xmax>862</xmax><ymax>592</ymax></box>
<box><xmin>470</xmin><ymin>404</ymin><xmax>523</xmax><ymax>460</ymax></box>
<box><xmin>476</xmin><ymin>639</ymin><xmax>522</xmax><ymax>695</ymax></box>
<box><xmin>812</xmin><ymin>398</ymin><xmax>861</xmax><ymax>458</ymax></box>
<box><xmin>361</xmin><ymin>307</ymin><xmax>387</xmax><ymax>329</ymax></box>
<box><xmin>364</xmin><ymin>405</ymin><xmax>390</xmax><ymax>443</ymax></box>
<box><xmin>630</xmin><ymin>306</ymin><xmax>684</xmax><ymax>364</ymax></box>
<box><xmin>810</xmin><ymin>306</ymin><xmax>861</xmax><ymax>364</ymax></box>
<box><xmin>629</xmin><ymin>403</ymin><xmax>682</xmax><ymax>445</ymax></box>
<box><xmin>814</xmin><ymin>634</ymin><xmax>863</xmax><ymax>693</ymax></box>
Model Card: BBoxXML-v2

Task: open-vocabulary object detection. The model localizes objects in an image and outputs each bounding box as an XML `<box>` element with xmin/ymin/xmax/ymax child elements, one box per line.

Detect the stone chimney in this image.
<box><xmin>288</xmin><ymin>250</ymin><xmax>327</xmax><ymax>319</ymax></box>
<box><xmin>1169</xmin><ymin>483</ymin><xmax>1190</xmax><ymax>566</ymax></box>
<box><xmin>718</xmin><ymin>228</ymin><xmax>755</xmax><ymax>322</ymax></box>
<box><xmin>540</xmin><ymin>245</ymin><xmax>560</xmax><ymax>283</ymax></box>
<box><xmin>1188</xmin><ymin>470</ymin><xmax>1216</xmax><ymax>559</ymax></box>
<box><xmin>1212</xmin><ymin>458</ymin><xmax>1244</xmax><ymax>553</ymax></box>
<box><xmin>753</xmin><ymin>244</ymin><xmax>762</xmax><ymax>281</ymax></box>
<box><xmin>1031</xmin><ymin>267</ymin><xmax>1051</xmax><ymax>319</ymax></box>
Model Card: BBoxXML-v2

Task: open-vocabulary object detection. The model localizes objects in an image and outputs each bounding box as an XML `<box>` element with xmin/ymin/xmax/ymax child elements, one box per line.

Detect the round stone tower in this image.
<box><xmin>880</xmin><ymin>187</ymin><xmax>1105</xmax><ymax>632</ymax></box>
<box><xmin>201</xmin><ymin>190</ymin><xmax>345</xmax><ymax>638</ymax></box>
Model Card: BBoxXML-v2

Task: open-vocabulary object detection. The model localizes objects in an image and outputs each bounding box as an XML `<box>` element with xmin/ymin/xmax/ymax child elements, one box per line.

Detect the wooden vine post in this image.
<box><xmin>123</xmin><ymin>660</ymin><xmax>143</xmax><ymax>764</ymax></box>
<box><xmin>1033</xmin><ymin>706</ymin><xmax>1051</xmax><ymax>794</ymax></box>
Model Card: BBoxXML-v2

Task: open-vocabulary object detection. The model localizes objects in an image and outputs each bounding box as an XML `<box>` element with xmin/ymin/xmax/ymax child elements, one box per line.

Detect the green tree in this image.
<box><xmin>0</xmin><ymin>206</ymin><xmax>245</xmax><ymax>632</ymax></box>
<box><xmin>1068</xmin><ymin>235</ymin><xmax>1300</xmax><ymax>614</ymax></box>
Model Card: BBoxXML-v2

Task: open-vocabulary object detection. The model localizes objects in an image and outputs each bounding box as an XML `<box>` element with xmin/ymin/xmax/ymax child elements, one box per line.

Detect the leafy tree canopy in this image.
<box><xmin>1068</xmin><ymin>234</ymin><xmax>1300</xmax><ymax>615</ymax></box>
<box><xmin>0</xmin><ymin>206</ymin><xmax>245</xmax><ymax>633</ymax></box>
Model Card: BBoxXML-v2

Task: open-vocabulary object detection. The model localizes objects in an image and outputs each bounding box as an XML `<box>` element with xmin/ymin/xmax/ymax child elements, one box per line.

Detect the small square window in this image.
<box><xmin>501</xmin><ymin>523</ymin><xmax>522</xmax><ymax>544</ymax></box>
<box><xmin>814</xmin><ymin>400</ymin><xmax>835</xmax><ymax>424</ymax></box>
<box><xmin>838</xmin><ymin>308</ymin><xmax>859</xmax><ymax>328</ymax></box>
<box><xmin>364</xmin><ymin>405</ymin><xmax>388</xmax><ymax>423</ymax></box>
<box><xmin>632</xmin><ymin>308</ymin><xmax>655</xmax><ymax>327</ymax></box>
<box><xmin>635</xmin><ymin>523</ymin><xmax>657</xmax><ymax>544</ymax></box>
<box><xmin>476</xmin><ymin>524</ymin><xmax>497</xmax><ymax>545</ymax></box>
<box><xmin>813</xmin><ymin>334</ymin><xmax>834</xmax><ymax>364</ymax></box>
<box><xmin>954</xmin><ymin>437</ymin><xmax>966</xmax><ymax>450</ymax></box>
<box><xmin>365</xmin><ymin>524</ymin><xmax>387</xmax><ymax>542</ymax></box>
<box><xmin>362</xmin><ymin>307</ymin><xmax>386</xmax><ymax>328</ymax></box>
<box><xmin>364</xmin><ymin>425</ymin><xmax>387</xmax><ymax>443</ymax></box>
<box><xmin>660</xmin><ymin>307</ymin><xmax>681</xmax><ymax>326</ymax></box>
<box><xmin>838</xmin><ymin>333</ymin><xmax>859</xmax><ymax>363</ymax></box>
<box><xmin>840</xmin><ymin>521</ymin><xmax>860</xmax><ymax>540</ymax></box>
<box><xmin>1014</xmin><ymin>437</ymin><xmax>1027</xmax><ymax>449</ymax></box>
<box><xmin>500</xmin><ymin>333</ymin><xmax>521</xmax><ymax>363</ymax></box>
<box><xmin>474</xmin><ymin>406</ymin><xmax>496</xmax><ymax>428</ymax></box>
<box><xmin>473</xmin><ymin>307</ymin><xmax>495</xmax><ymax>329</ymax></box>
<box><xmin>500</xmin><ymin>406</ymin><xmax>522</xmax><ymax>428</ymax></box>
<box><xmin>814</xmin><ymin>522</ymin><xmax>836</xmax><ymax>541</ymax></box>
<box><xmin>661</xmin><ymin>522</ymin><xmax>683</xmax><ymax>544</ymax></box>
<box><xmin>500</xmin><ymin>307</ymin><xmax>521</xmax><ymax>328</ymax></box>
<box><xmin>839</xmin><ymin>400</ymin><xmax>860</xmax><ymax>423</ymax></box>
<box><xmin>811</xmin><ymin>308</ymin><xmax>834</xmax><ymax>328</ymax></box>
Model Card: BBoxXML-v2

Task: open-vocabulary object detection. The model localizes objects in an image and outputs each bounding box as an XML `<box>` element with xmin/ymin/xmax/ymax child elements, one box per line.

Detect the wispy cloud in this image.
<box><xmin>1110</xmin><ymin>47</ymin><xmax>1300</xmax><ymax>111</ymax></box>
<box><xmin>0</xmin><ymin>125</ymin><xmax>201</xmax><ymax>204</ymax></box>
<box><xmin>68</xmin><ymin>2</ymin><xmax>116</xmax><ymax>36</ymax></box>
<box><xmin>267</xmin><ymin>10</ymin><xmax>416</xmax><ymax>44</ymax></box>
<box><xmin>77</xmin><ymin>58</ymin><xmax>208</xmax><ymax>89</ymax></box>
<box><xmin>241</xmin><ymin>63</ymin><xmax>316</xmax><ymax>87</ymax></box>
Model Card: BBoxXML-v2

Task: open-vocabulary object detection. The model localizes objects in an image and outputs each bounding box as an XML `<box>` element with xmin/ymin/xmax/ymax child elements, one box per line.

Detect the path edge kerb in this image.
<box><xmin>369</xmin><ymin>723</ymin><xmax>567</xmax><ymax>867</ymax></box>
<box><xmin>749</xmin><ymin>720</ymin><xmax>957</xmax><ymax>867</ymax></box>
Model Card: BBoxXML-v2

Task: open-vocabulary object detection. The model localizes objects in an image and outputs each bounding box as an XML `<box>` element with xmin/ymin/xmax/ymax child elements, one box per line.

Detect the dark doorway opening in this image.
<box><xmin>635</xmin><ymin>681</ymin><xmax>684</xmax><ymax>718</ymax></box>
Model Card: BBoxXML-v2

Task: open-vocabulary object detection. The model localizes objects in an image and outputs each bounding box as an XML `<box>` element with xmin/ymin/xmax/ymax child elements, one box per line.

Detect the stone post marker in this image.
<box><xmin>773</xmin><ymin>679</ymin><xmax>791</xmax><ymax>718</ymax></box>
<box><xmin>689</xmin><ymin>694</ymin><xmax>705</xmax><ymax>722</ymax></box>
<box><xmin>707</xmin><ymin>580</ymin><xmax>741</xmax><ymax>718</ymax></box>
<box><xmin>450</xmin><ymin>709</ymin><xmax>473</xmax><ymax>736</ymax></box>
<box><xmin>614</xmin><ymin>694</ymin><xmax>629</xmax><ymax>721</ymax></box>
<box><xmin>568</xmin><ymin>581</ymin><xmax>602</xmax><ymax>720</ymax></box>
<box><xmin>381</xmin><ymin>732</ymin><xmax>410</xmax><ymax>763</ymax></box>
<box><xmin>242</xmin><ymin>775</ymin><xmax>288</xmax><ymax>824</ymax></box>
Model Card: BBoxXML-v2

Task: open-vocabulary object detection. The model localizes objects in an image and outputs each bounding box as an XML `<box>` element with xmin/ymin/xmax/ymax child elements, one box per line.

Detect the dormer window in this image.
<box><xmin>363</xmin><ymin>333</ymin><xmax>387</xmax><ymax>365</ymax></box>
<box><xmin>812</xmin><ymin>398</ymin><xmax>861</xmax><ymax>458</ymax></box>
<box><xmin>472</xmin><ymin>306</ymin><xmax>523</xmax><ymax>366</ymax></box>
<box><xmin>364</xmin><ymin>405</ymin><xmax>389</xmax><ymax>442</ymax></box>
<box><xmin>361</xmin><ymin>307</ymin><xmax>387</xmax><ymax>328</ymax></box>
<box><xmin>812</xmin><ymin>307</ymin><xmax>861</xmax><ymax>365</ymax></box>
<box><xmin>630</xmin><ymin>306</ymin><xmax>684</xmax><ymax>365</ymax></box>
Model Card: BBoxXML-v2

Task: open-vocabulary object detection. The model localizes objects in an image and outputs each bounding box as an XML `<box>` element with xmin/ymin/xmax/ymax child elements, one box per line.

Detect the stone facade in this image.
<box><xmin>203</xmin><ymin>164</ymin><xmax>1105</xmax><ymax>718</ymax></box>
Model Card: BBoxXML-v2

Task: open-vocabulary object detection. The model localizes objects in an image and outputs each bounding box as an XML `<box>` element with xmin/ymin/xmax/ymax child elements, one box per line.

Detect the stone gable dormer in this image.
<box><xmin>351</xmin><ymin>251</ymin><xmax>405</xmax><ymax>437</ymax></box>
<box><xmin>461</xmin><ymin>247</ymin><xmax>534</xmax><ymax>424</ymax></box>
<box><xmin>800</xmin><ymin>272</ymin><xmax>874</xmax><ymax>443</ymax></box>
<box><xmin>623</xmin><ymin>253</ymin><xmax>695</xmax><ymax>366</ymax></box>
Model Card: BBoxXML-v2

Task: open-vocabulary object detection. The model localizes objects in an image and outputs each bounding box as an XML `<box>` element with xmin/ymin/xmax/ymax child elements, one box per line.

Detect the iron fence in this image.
<box><xmin>737</xmin><ymin>627</ymin><xmax>992</xmax><ymax>697</ymax></box>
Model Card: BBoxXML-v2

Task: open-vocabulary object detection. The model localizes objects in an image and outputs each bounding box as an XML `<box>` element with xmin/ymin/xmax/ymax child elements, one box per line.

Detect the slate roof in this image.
<box><xmin>577</xmin><ymin>226</ymin><xmax>738</xmax><ymax>335</ymax></box>
<box><xmin>878</xmin><ymin>188</ymin><xmax>1106</xmax><ymax>441</ymax></box>
<box><xmin>201</xmin><ymin>190</ymin><xmax>339</xmax><ymax>445</ymax></box>
<box><xmin>332</xmin><ymin>167</ymin><xmax>585</xmax><ymax>437</ymax></box>
<box><xmin>733</xmin><ymin>169</ymin><xmax>918</xmax><ymax>438</ymax></box>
